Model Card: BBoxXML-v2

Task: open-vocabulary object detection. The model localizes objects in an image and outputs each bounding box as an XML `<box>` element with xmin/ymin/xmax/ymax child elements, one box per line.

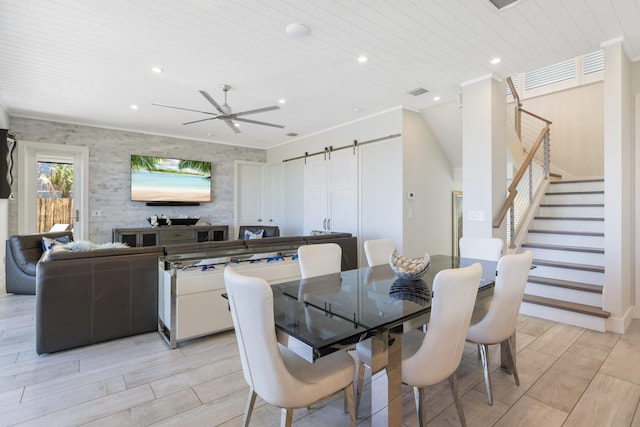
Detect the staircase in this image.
<box><xmin>519</xmin><ymin>178</ymin><xmax>609</xmax><ymax>332</ymax></box>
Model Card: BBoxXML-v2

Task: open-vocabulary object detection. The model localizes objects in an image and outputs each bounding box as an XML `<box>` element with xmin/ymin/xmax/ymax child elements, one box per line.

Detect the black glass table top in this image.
<box><xmin>272</xmin><ymin>255</ymin><xmax>497</xmax><ymax>359</ymax></box>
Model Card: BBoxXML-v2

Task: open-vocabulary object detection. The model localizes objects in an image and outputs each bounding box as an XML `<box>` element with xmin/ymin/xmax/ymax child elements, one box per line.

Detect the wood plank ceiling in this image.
<box><xmin>0</xmin><ymin>0</ymin><xmax>639</xmax><ymax>148</ymax></box>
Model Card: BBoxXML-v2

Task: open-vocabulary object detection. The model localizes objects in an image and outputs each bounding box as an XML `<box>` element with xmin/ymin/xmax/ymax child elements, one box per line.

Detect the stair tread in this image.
<box><xmin>540</xmin><ymin>203</ymin><xmax>604</xmax><ymax>207</ymax></box>
<box><xmin>546</xmin><ymin>190</ymin><xmax>604</xmax><ymax>195</ymax></box>
<box><xmin>528</xmin><ymin>229</ymin><xmax>604</xmax><ymax>237</ymax></box>
<box><xmin>550</xmin><ymin>178</ymin><xmax>604</xmax><ymax>184</ymax></box>
<box><xmin>533</xmin><ymin>258</ymin><xmax>604</xmax><ymax>273</ymax></box>
<box><xmin>522</xmin><ymin>242</ymin><xmax>604</xmax><ymax>254</ymax></box>
<box><xmin>523</xmin><ymin>294</ymin><xmax>610</xmax><ymax>318</ymax></box>
<box><xmin>527</xmin><ymin>276</ymin><xmax>603</xmax><ymax>293</ymax></box>
<box><xmin>535</xmin><ymin>216</ymin><xmax>603</xmax><ymax>221</ymax></box>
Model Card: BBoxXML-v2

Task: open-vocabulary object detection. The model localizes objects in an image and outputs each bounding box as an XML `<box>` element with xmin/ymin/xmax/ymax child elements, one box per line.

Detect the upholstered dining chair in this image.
<box><xmin>224</xmin><ymin>266</ymin><xmax>356</xmax><ymax>427</ymax></box>
<box><xmin>298</xmin><ymin>243</ymin><xmax>342</xmax><ymax>278</ymax></box>
<box><xmin>466</xmin><ymin>251</ymin><xmax>533</xmax><ymax>406</ymax></box>
<box><xmin>363</xmin><ymin>238</ymin><xmax>396</xmax><ymax>267</ymax></box>
<box><xmin>355</xmin><ymin>263</ymin><xmax>482</xmax><ymax>426</ymax></box>
<box><xmin>458</xmin><ymin>237</ymin><xmax>504</xmax><ymax>261</ymax></box>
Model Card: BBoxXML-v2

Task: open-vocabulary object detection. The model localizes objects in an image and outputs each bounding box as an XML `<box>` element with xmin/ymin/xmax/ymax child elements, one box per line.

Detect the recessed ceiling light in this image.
<box><xmin>130</xmin><ymin>104</ymin><xmax>139</xmax><ymax>110</ymax></box>
<box><xmin>433</xmin><ymin>96</ymin><xmax>441</xmax><ymax>101</ymax></box>
<box><xmin>151</xmin><ymin>67</ymin><xmax>163</xmax><ymax>73</ymax></box>
<box><xmin>279</xmin><ymin>98</ymin><xmax>286</xmax><ymax>104</ymax></box>
<box><xmin>491</xmin><ymin>57</ymin><xmax>501</xmax><ymax>65</ymax></box>
<box><xmin>234</xmin><ymin>123</ymin><xmax>240</xmax><ymax>127</ymax></box>
<box><xmin>357</xmin><ymin>55</ymin><xmax>368</xmax><ymax>63</ymax></box>
<box><xmin>286</xmin><ymin>23</ymin><xmax>309</xmax><ymax>38</ymax></box>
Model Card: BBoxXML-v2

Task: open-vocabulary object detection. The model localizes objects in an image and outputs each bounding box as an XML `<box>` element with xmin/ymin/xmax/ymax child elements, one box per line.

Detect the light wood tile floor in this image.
<box><xmin>1</xmin><ymin>293</ymin><xmax>639</xmax><ymax>426</ymax></box>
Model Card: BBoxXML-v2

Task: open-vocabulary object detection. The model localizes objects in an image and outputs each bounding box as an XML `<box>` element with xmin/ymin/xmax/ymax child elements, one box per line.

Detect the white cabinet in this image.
<box><xmin>303</xmin><ymin>149</ymin><xmax>358</xmax><ymax>235</ymax></box>
<box><xmin>235</xmin><ymin>161</ymin><xmax>285</xmax><ymax>237</ymax></box>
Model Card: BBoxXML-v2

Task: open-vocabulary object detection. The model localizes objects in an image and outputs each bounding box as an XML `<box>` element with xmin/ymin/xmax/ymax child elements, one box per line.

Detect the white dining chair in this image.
<box><xmin>458</xmin><ymin>237</ymin><xmax>504</xmax><ymax>261</ymax></box>
<box><xmin>466</xmin><ymin>251</ymin><xmax>533</xmax><ymax>406</ymax></box>
<box><xmin>298</xmin><ymin>243</ymin><xmax>342</xmax><ymax>278</ymax></box>
<box><xmin>355</xmin><ymin>262</ymin><xmax>482</xmax><ymax>426</ymax></box>
<box><xmin>363</xmin><ymin>238</ymin><xmax>396</xmax><ymax>267</ymax></box>
<box><xmin>224</xmin><ymin>266</ymin><xmax>356</xmax><ymax>427</ymax></box>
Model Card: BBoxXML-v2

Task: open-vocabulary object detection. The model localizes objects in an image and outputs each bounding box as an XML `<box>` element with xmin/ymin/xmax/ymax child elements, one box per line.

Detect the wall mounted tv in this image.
<box><xmin>130</xmin><ymin>155</ymin><xmax>211</xmax><ymax>206</ymax></box>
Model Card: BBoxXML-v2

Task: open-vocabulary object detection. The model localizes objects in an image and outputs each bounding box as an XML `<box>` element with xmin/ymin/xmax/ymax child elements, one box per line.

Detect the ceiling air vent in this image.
<box><xmin>406</xmin><ymin>87</ymin><xmax>429</xmax><ymax>96</ymax></box>
<box><xmin>286</xmin><ymin>132</ymin><xmax>299</xmax><ymax>137</ymax></box>
<box><xmin>488</xmin><ymin>0</ymin><xmax>520</xmax><ymax>9</ymax></box>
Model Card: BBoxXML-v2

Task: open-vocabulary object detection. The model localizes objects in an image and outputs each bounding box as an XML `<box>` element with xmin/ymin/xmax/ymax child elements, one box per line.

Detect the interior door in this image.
<box><xmin>234</xmin><ymin>161</ymin><xmax>266</xmax><ymax>232</ymax></box>
<box><xmin>303</xmin><ymin>155</ymin><xmax>328</xmax><ymax>233</ymax></box>
<box><xmin>18</xmin><ymin>141</ymin><xmax>89</xmax><ymax>239</ymax></box>
<box><xmin>327</xmin><ymin>149</ymin><xmax>358</xmax><ymax>235</ymax></box>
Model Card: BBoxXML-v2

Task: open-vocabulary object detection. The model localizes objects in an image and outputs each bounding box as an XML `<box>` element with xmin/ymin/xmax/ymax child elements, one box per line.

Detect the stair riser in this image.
<box><xmin>549</xmin><ymin>181</ymin><xmax>604</xmax><ymax>192</ymax></box>
<box><xmin>544</xmin><ymin>193</ymin><xmax>604</xmax><ymax>204</ymax></box>
<box><xmin>527</xmin><ymin>248</ymin><xmax>604</xmax><ymax>266</ymax></box>
<box><xmin>531</xmin><ymin>265</ymin><xmax>603</xmax><ymax>285</ymax></box>
<box><xmin>520</xmin><ymin>302</ymin><xmax>606</xmax><ymax>332</ymax></box>
<box><xmin>526</xmin><ymin>233</ymin><xmax>604</xmax><ymax>248</ymax></box>
<box><xmin>538</xmin><ymin>206</ymin><xmax>604</xmax><ymax>217</ymax></box>
<box><xmin>532</xmin><ymin>219</ymin><xmax>604</xmax><ymax>233</ymax></box>
<box><xmin>525</xmin><ymin>282</ymin><xmax>603</xmax><ymax>307</ymax></box>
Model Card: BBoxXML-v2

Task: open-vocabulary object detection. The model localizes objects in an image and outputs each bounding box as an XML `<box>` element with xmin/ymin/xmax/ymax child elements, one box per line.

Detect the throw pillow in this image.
<box><xmin>63</xmin><ymin>240</ymin><xmax>94</xmax><ymax>251</ymax></box>
<box><xmin>41</xmin><ymin>235</ymin><xmax>70</xmax><ymax>251</ymax></box>
<box><xmin>94</xmin><ymin>242</ymin><xmax>129</xmax><ymax>249</ymax></box>
<box><xmin>243</xmin><ymin>229</ymin><xmax>264</xmax><ymax>239</ymax></box>
<box><xmin>63</xmin><ymin>240</ymin><xmax>130</xmax><ymax>251</ymax></box>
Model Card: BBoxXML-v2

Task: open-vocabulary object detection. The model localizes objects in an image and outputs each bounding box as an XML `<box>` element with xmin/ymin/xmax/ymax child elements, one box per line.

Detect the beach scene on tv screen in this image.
<box><xmin>131</xmin><ymin>156</ymin><xmax>211</xmax><ymax>202</ymax></box>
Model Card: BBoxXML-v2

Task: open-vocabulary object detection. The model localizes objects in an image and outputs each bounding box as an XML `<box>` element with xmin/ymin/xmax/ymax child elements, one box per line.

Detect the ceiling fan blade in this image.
<box><xmin>152</xmin><ymin>103</ymin><xmax>218</xmax><ymax>116</ymax></box>
<box><xmin>181</xmin><ymin>117</ymin><xmax>218</xmax><ymax>126</ymax></box>
<box><xmin>222</xmin><ymin>119</ymin><xmax>241</xmax><ymax>134</ymax></box>
<box><xmin>233</xmin><ymin>105</ymin><xmax>280</xmax><ymax>117</ymax></box>
<box><xmin>199</xmin><ymin>90</ymin><xmax>226</xmax><ymax>114</ymax></box>
<box><xmin>233</xmin><ymin>117</ymin><xmax>285</xmax><ymax>129</ymax></box>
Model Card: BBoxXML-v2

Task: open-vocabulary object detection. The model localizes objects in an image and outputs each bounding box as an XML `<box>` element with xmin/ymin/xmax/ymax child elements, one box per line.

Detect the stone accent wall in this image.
<box><xmin>8</xmin><ymin>118</ymin><xmax>265</xmax><ymax>242</ymax></box>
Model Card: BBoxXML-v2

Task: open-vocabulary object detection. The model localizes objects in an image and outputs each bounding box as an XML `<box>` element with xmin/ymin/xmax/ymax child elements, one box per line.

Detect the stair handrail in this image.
<box><xmin>507</xmin><ymin>77</ymin><xmax>522</xmax><ymax>138</ymax></box>
<box><xmin>495</xmin><ymin>77</ymin><xmax>552</xmax><ymax>248</ymax></box>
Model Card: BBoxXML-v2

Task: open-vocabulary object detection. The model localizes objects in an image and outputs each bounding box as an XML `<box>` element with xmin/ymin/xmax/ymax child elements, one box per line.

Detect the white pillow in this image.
<box><xmin>63</xmin><ymin>240</ymin><xmax>129</xmax><ymax>251</ymax></box>
<box><xmin>243</xmin><ymin>229</ymin><xmax>264</xmax><ymax>239</ymax></box>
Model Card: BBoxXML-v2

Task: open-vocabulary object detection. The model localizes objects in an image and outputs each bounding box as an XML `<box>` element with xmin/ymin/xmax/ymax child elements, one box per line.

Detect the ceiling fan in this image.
<box><xmin>152</xmin><ymin>84</ymin><xmax>284</xmax><ymax>134</ymax></box>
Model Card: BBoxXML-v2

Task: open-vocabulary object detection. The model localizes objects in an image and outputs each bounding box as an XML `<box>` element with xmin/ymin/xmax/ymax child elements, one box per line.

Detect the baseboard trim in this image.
<box><xmin>607</xmin><ymin>305</ymin><xmax>635</xmax><ymax>334</ymax></box>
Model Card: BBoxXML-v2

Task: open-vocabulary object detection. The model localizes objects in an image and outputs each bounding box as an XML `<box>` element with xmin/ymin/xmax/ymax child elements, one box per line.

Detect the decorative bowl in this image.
<box><xmin>169</xmin><ymin>217</ymin><xmax>199</xmax><ymax>226</ymax></box>
<box><xmin>389</xmin><ymin>250</ymin><xmax>431</xmax><ymax>280</ymax></box>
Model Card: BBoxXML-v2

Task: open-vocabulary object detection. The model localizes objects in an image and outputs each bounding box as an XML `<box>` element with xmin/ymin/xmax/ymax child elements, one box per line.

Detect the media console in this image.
<box><xmin>112</xmin><ymin>225</ymin><xmax>229</xmax><ymax>247</ymax></box>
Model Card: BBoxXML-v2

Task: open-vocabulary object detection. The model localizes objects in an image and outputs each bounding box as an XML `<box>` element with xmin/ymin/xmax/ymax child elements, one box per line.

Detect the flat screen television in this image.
<box><xmin>130</xmin><ymin>155</ymin><xmax>211</xmax><ymax>204</ymax></box>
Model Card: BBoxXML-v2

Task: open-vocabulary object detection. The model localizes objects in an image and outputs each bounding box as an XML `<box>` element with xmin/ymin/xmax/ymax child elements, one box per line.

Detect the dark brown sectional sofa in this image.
<box><xmin>6</xmin><ymin>230</ymin><xmax>357</xmax><ymax>354</ymax></box>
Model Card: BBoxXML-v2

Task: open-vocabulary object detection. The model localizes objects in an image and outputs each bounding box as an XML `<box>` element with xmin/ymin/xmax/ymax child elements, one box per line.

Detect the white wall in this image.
<box><xmin>523</xmin><ymin>83</ymin><xmax>604</xmax><ymax>178</ymax></box>
<box><xmin>603</xmin><ymin>41</ymin><xmax>634</xmax><ymax>333</ymax></box>
<box><xmin>402</xmin><ymin>110</ymin><xmax>454</xmax><ymax>257</ymax></box>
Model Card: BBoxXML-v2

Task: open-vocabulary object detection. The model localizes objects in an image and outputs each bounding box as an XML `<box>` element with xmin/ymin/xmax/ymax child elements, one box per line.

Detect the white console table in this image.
<box><xmin>158</xmin><ymin>244</ymin><xmax>302</xmax><ymax>348</ymax></box>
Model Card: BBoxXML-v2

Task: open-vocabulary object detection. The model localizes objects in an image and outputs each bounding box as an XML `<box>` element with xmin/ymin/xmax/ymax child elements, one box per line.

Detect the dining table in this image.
<box><xmin>270</xmin><ymin>254</ymin><xmax>500</xmax><ymax>426</ymax></box>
